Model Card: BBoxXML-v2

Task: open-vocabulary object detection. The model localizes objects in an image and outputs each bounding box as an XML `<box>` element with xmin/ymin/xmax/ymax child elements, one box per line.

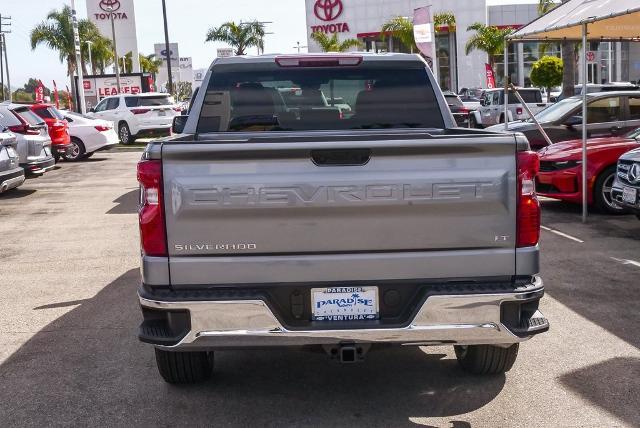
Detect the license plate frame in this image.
<box><xmin>311</xmin><ymin>287</ymin><xmax>379</xmax><ymax>322</ymax></box>
<box><xmin>158</xmin><ymin>110</ymin><xmax>167</xmax><ymax>117</ymax></box>
<box><xmin>622</xmin><ymin>186</ymin><xmax>638</xmax><ymax>205</ymax></box>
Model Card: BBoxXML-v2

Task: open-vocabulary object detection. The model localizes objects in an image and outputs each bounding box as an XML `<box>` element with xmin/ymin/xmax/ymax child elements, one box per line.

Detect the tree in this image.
<box><xmin>205</xmin><ymin>21</ymin><xmax>265</xmax><ymax>56</ymax></box>
<box><xmin>464</xmin><ymin>23</ymin><xmax>514</xmax><ymax>71</ymax></box>
<box><xmin>83</xmin><ymin>36</ymin><xmax>114</xmax><ymax>75</ymax></box>
<box><xmin>381</xmin><ymin>16</ymin><xmax>416</xmax><ymax>52</ymax></box>
<box><xmin>12</xmin><ymin>90</ymin><xmax>34</xmax><ymax>103</ymax></box>
<box><xmin>310</xmin><ymin>32</ymin><xmax>361</xmax><ymax>52</ymax></box>
<box><xmin>22</xmin><ymin>78</ymin><xmax>51</xmax><ymax>96</ymax></box>
<box><xmin>30</xmin><ymin>5</ymin><xmax>102</xmax><ymax>105</ymax></box>
<box><xmin>140</xmin><ymin>54</ymin><xmax>162</xmax><ymax>74</ymax></box>
<box><xmin>175</xmin><ymin>81</ymin><xmax>193</xmax><ymax>102</ymax></box>
<box><xmin>530</xmin><ymin>56</ymin><xmax>563</xmax><ymax>100</ymax></box>
<box><xmin>119</xmin><ymin>52</ymin><xmax>134</xmax><ymax>74</ymax></box>
<box><xmin>434</xmin><ymin>12</ymin><xmax>456</xmax><ymax>32</ymax></box>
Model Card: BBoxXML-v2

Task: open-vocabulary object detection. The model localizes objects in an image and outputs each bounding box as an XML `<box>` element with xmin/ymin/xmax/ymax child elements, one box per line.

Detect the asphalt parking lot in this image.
<box><xmin>1</xmin><ymin>151</ymin><xmax>639</xmax><ymax>427</ymax></box>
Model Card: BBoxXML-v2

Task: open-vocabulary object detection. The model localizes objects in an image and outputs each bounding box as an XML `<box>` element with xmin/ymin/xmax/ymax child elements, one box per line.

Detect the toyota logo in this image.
<box><xmin>628</xmin><ymin>163</ymin><xmax>640</xmax><ymax>184</ymax></box>
<box><xmin>99</xmin><ymin>0</ymin><xmax>121</xmax><ymax>12</ymax></box>
<box><xmin>314</xmin><ymin>0</ymin><xmax>343</xmax><ymax>22</ymax></box>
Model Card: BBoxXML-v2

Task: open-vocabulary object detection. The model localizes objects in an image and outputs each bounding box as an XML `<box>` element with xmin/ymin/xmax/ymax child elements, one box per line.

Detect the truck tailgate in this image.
<box><xmin>162</xmin><ymin>132</ymin><xmax>517</xmax><ymax>286</ymax></box>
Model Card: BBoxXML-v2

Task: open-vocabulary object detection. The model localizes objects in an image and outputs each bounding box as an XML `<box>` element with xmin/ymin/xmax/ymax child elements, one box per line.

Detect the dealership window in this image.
<box><xmin>494</xmin><ymin>44</ymin><xmax>517</xmax><ymax>86</ymax></box>
<box><xmin>436</xmin><ymin>33</ymin><xmax>454</xmax><ymax>91</ymax></box>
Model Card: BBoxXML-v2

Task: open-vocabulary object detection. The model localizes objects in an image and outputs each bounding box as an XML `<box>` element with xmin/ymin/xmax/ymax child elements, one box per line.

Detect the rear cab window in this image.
<box><xmin>197</xmin><ymin>58</ymin><xmax>444</xmax><ymax>133</ymax></box>
<box><xmin>33</xmin><ymin>106</ymin><xmax>65</xmax><ymax>121</ymax></box>
<box><xmin>445</xmin><ymin>95</ymin><xmax>463</xmax><ymax>108</ymax></box>
<box><xmin>505</xmin><ymin>90</ymin><xmax>543</xmax><ymax>104</ymax></box>
<box><xmin>13</xmin><ymin>108</ymin><xmax>45</xmax><ymax>127</ymax></box>
<box><xmin>126</xmin><ymin>96</ymin><xmax>173</xmax><ymax>107</ymax></box>
<box><xmin>0</xmin><ymin>109</ymin><xmax>22</xmax><ymax>127</ymax></box>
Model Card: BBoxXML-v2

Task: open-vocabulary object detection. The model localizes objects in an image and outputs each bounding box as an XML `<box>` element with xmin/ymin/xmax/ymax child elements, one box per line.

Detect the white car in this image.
<box><xmin>86</xmin><ymin>93</ymin><xmax>179</xmax><ymax>144</ymax></box>
<box><xmin>62</xmin><ymin>112</ymin><xmax>119</xmax><ymax>161</ymax></box>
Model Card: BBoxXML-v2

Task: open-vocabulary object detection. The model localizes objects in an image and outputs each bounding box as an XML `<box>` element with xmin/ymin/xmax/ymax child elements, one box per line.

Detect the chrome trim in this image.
<box><xmin>140</xmin><ymin>277</ymin><xmax>545</xmax><ymax>349</ymax></box>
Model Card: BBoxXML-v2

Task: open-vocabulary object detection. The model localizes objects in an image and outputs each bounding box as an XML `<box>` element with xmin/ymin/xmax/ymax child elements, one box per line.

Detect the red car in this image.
<box><xmin>29</xmin><ymin>103</ymin><xmax>72</xmax><ymax>160</ymax></box>
<box><xmin>536</xmin><ymin>128</ymin><xmax>640</xmax><ymax>213</ymax></box>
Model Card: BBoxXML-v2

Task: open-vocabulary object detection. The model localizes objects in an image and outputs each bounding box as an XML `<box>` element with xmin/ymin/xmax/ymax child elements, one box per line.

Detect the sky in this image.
<box><xmin>2</xmin><ymin>0</ymin><xmax>541</xmax><ymax>89</ymax></box>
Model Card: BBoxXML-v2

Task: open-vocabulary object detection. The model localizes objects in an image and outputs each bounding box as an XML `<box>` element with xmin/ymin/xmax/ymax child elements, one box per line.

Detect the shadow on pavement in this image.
<box><xmin>0</xmin><ymin>188</ymin><xmax>36</xmax><ymax>200</ymax></box>
<box><xmin>559</xmin><ymin>357</ymin><xmax>640</xmax><ymax>426</ymax></box>
<box><xmin>106</xmin><ymin>189</ymin><xmax>138</xmax><ymax>214</ymax></box>
<box><xmin>0</xmin><ymin>269</ymin><xmax>504</xmax><ymax>426</ymax></box>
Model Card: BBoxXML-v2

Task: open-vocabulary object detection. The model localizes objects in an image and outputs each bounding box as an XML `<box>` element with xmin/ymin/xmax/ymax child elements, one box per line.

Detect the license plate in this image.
<box><xmin>312</xmin><ymin>287</ymin><xmax>378</xmax><ymax>321</ymax></box>
<box><xmin>623</xmin><ymin>186</ymin><xmax>638</xmax><ymax>204</ymax></box>
<box><xmin>158</xmin><ymin>110</ymin><xmax>167</xmax><ymax>117</ymax></box>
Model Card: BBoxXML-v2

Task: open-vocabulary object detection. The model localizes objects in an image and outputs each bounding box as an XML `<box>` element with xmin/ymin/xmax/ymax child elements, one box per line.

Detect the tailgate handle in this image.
<box><xmin>311</xmin><ymin>149</ymin><xmax>371</xmax><ymax>166</ymax></box>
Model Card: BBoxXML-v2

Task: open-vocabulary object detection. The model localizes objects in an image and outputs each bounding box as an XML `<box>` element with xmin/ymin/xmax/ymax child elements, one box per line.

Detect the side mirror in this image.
<box><xmin>88</xmin><ymin>107</ymin><xmax>96</xmax><ymax>114</ymax></box>
<box><xmin>479</xmin><ymin>99</ymin><xmax>486</xmax><ymax>106</ymax></box>
<box><xmin>564</xmin><ymin>115</ymin><xmax>582</xmax><ymax>127</ymax></box>
<box><xmin>172</xmin><ymin>115</ymin><xmax>188</xmax><ymax>134</ymax></box>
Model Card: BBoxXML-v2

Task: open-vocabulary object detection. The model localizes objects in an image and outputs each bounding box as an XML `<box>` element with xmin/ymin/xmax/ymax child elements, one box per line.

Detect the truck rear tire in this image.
<box><xmin>454</xmin><ymin>344</ymin><xmax>519</xmax><ymax>375</ymax></box>
<box><xmin>154</xmin><ymin>349</ymin><xmax>214</xmax><ymax>384</ymax></box>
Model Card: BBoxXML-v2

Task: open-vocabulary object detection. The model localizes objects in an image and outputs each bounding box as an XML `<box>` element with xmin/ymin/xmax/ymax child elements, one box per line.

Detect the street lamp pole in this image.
<box><xmin>70</xmin><ymin>0</ymin><xmax>86</xmax><ymax>114</ymax></box>
<box><xmin>293</xmin><ymin>42</ymin><xmax>307</xmax><ymax>53</ymax></box>
<box><xmin>85</xmin><ymin>40</ymin><xmax>94</xmax><ymax>75</ymax></box>
<box><xmin>107</xmin><ymin>5</ymin><xmax>121</xmax><ymax>93</ymax></box>
<box><xmin>161</xmin><ymin>0</ymin><xmax>173</xmax><ymax>94</ymax></box>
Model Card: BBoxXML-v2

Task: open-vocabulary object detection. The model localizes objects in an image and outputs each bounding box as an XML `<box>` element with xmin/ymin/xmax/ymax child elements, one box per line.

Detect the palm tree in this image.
<box><xmin>381</xmin><ymin>16</ymin><xmax>416</xmax><ymax>52</ymax></box>
<box><xmin>310</xmin><ymin>32</ymin><xmax>361</xmax><ymax>52</ymax></box>
<box><xmin>82</xmin><ymin>35</ymin><xmax>114</xmax><ymax>75</ymax></box>
<box><xmin>140</xmin><ymin>54</ymin><xmax>162</xmax><ymax>74</ymax></box>
<box><xmin>30</xmin><ymin>6</ymin><xmax>101</xmax><ymax>102</ymax></box>
<box><xmin>464</xmin><ymin>23</ymin><xmax>514</xmax><ymax>71</ymax></box>
<box><xmin>434</xmin><ymin>12</ymin><xmax>456</xmax><ymax>32</ymax></box>
<box><xmin>119</xmin><ymin>51</ymin><xmax>134</xmax><ymax>74</ymax></box>
<box><xmin>205</xmin><ymin>21</ymin><xmax>265</xmax><ymax>56</ymax></box>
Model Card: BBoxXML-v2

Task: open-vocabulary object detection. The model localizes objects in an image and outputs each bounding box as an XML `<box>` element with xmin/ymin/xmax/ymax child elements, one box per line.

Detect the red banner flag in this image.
<box><xmin>65</xmin><ymin>85</ymin><xmax>73</xmax><ymax>111</ymax></box>
<box><xmin>485</xmin><ymin>64</ymin><xmax>496</xmax><ymax>89</ymax></box>
<box><xmin>53</xmin><ymin>80</ymin><xmax>60</xmax><ymax>109</ymax></box>
<box><xmin>35</xmin><ymin>80</ymin><xmax>45</xmax><ymax>103</ymax></box>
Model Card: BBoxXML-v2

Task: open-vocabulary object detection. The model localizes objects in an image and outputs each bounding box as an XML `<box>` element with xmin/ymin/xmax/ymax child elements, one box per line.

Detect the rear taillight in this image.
<box><xmin>137</xmin><ymin>159</ymin><xmax>167</xmax><ymax>257</ymax></box>
<box><xmin>132</xmin><ymin>108</ymin><xmax>151</xmax><ymax>115</ymax></box>
<box><xmin>173</xmin><ymin>107</ymin><xmax>182</xmax><ymax>112</ymax></box>
<box><xmin>8</xmin><ymin>124</ymin><xmax>39</xmax><ymax>135</ymax></box>
<box><xmin>516</xmin><ymin>107</ymin><xmax>523</xmax><ymax>116</ymax></box>
<box><xmin>517</xmin><ymin>151</ymin><xmax>541</xmax><ymax>248</ymax></box>
<box><xmin>94</xmin><ymin>125</ymin><xmax>111</xmax><ymax>132</ymax></box>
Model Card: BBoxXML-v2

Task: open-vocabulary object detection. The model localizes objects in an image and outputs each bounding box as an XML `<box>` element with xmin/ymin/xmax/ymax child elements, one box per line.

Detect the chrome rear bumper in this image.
<box><xmin>139</xmin><ymin>277</ymin><xmax>548</xmax><ymax>350</ymax></box>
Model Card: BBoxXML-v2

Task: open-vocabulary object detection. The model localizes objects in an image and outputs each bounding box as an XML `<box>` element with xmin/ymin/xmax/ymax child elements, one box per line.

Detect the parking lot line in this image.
<box><xmin>540</xmin><ymin>225</ymin><xmax>585</xmax><ymax>243</ymax></box>
<box><xmin>610</xmin><ymin>257</ymin><xmax>640</xmax><ymax>268</ymax></box>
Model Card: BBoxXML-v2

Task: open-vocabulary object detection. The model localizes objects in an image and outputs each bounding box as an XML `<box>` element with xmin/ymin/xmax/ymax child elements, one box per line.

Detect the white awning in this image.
<box><xmin>509</xmin><ymin>0</ymin><xmax>640</xmax><ymax>41</ymax></box>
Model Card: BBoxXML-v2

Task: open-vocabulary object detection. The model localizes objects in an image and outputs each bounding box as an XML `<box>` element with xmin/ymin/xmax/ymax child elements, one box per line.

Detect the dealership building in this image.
<box><xmin>305</xmin><ymin>0</ymin><xmax>640</xmax><ymax>92</ymax></box>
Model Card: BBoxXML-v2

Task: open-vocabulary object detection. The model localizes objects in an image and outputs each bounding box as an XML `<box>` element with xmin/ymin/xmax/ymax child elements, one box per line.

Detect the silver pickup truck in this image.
<box><xmin>136</xmin><ymin>53</ymin><xmax>548</xmax><ymax>384</ymax></box>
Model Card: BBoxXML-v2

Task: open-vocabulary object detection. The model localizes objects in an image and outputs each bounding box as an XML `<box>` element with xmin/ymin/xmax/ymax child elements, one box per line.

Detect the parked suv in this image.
<box><xmin>29</xmin><ymin>103</ymin><xmax>72</xmax><ymax>161</ymax></box>
<box><xmin>0</xmin><ymin>103</ymin><xmax>55</xmax><ymax>176</ymax></box>
<box><xmin>0</xmin><ymin>128</ymin><xmax>25</xmax><ymax>193</ymax></box>
<box><xmin>488</xmin><ymin>91</ymin><xmax>640</xmax><ymax>150</ymax></box>
<box><xmin>471</xmin><ymin>88</ymin><xmax>547</xmax><ymax>128</ymax></box>
<box><xmin>87</xmin><ymin>93</ymin><xmax>179</xmax><ymax>144</ymax></box>
<box><xmin>612</xmin><ymin>147</ymin><xmax>640</xmax><ymax>215</ymax></box>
